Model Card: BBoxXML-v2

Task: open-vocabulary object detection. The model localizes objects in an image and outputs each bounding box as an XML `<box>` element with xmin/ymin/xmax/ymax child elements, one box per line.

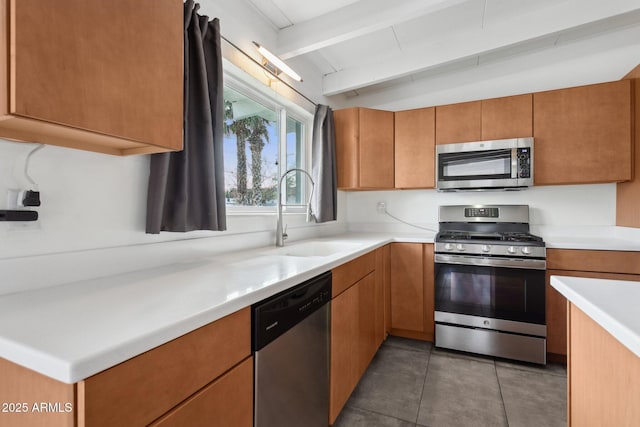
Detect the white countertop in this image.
<box><xmin>0</xmin><ymin>233</ymin><xmax>433</xmax><ymax>384</ymax></box>
<box><xmin>534</xmin><ymin>225</ymin><xmax>640</xmax><ymax>251</ymax></box>
<box><xmin>550</xmin><ymin>276</ymin><xmax>640</xmax><ymax>358</ymax></box>
<box><xmin>3</xmin><ymin>226</ymin><xmax>639</xmax><ymax>385</ymax></box>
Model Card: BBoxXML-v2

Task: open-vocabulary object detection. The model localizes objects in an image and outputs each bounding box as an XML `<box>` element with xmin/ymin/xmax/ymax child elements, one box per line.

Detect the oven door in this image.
<box><xmin>434</xmin><ymin>254</ymin><xmax>545</xmax><ymax>327</ymax></box>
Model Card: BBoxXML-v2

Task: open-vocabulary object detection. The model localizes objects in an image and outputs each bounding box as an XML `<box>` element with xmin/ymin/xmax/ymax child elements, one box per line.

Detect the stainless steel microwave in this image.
<box><xmin>436</xmin><ymin>138</ymin><xmax>533</xmax><ymax>191</ymax></box>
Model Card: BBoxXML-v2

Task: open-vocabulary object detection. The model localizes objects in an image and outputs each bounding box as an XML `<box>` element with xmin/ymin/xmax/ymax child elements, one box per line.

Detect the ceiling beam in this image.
<box><xmin>275</xmin><ymin>0</ymin><xmax>467</xmax><ymax>60</ymax></box>
<box><xmin>322</xmin><ymin>1</ymin><xmax>640</xmax><ymax>96</ymax></box>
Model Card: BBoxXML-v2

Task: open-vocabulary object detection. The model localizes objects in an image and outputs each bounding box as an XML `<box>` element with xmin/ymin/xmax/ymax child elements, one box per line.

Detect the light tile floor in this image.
<box><xmin>334</xmin><ymin>336</ymin><xmax>567</xmax><ymax>427</ymax></box>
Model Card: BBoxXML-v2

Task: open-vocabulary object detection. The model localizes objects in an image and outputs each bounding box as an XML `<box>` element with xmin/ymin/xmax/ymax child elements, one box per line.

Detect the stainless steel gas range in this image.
<box><xmin>434</xmin><ymin>204</ymin><xmax>547</xmax><ymax>364</ymax></box>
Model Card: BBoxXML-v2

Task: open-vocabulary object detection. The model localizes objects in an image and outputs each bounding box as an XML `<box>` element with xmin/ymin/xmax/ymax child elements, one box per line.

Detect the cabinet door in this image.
<box><xmin>357</xmin><ymin>273</ymin><xmax>378</xmax><ymax>378</ymax></box>
<box><xmin>533</xmin><ymin>80</ymin><xmax>632</xmax><ymax>185</ymax></box>
<box><xmin>394</xmin><ymin>107</ymin><xmax>435</xmax><ymax>188</ymax></box>
<box><xmin>335</xmin><ymin>107</ymin><xmax>394</xmax><ymax>190</ymax></box>
<box><xmin>435</xmin><ymin>101</ymin><xmax>481</xmax><ymax>144</ymax></box>
<box><xmin>334</xmin><ymin>108</ymin><xmax>360</xmax><ymax>189</ymax></box>
<box><xmin>481</xmin><ymin>94</ymin><xmax>532</xmax><ymax>140</ymax></box>
<box><xmin>330</xmin><ymin>283</ymin><xmax>359</xmax><ymax>424</ymax></box>
<box><xmin>150</xmin><ymin>357</ymin><xmax>253</xmax><ymax>427</ymax></box>
<box><xmin>546</xmin><ymin>269</ymin><xmax>640</xmax><ymax>359</ymax></box>
<box><xmin>4</xmin><ymin>0</ymin><xmax>183</xmax><ymax>154</ymax></box>
<box><xmin>390</xmin><ymin>243</ymin><xmax>426</xmax><ymax>335</ymax></box>
<box><xmin>376</xmin><ymin>245</ymin><xmax>391</xmax><ymax>339</ymax></box>
<box><xmin>423</xmin><ymin>244</ymin><xmax>435</xmax><ymax>340</ymax></box>
<box><xmin>568</xmin><ymin>304</ymin><xmax>640</xmax><ymax>427</ymax></box>
<box><xmin>359</xmin><ymin>108</ymin><xmax>395</xmax><ymax>189</ymax></box>
<box><xmin>78</xmin><ymin>308</ymin><xmax>250</xmax><ymax>427</ymax></box>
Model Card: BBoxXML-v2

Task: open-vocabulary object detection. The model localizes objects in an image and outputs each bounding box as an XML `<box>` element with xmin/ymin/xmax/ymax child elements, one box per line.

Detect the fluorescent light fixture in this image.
<box><xmin>253</xmin><ymin>41</ymin><xmax>303</xmax><ymax>82</ymax></box>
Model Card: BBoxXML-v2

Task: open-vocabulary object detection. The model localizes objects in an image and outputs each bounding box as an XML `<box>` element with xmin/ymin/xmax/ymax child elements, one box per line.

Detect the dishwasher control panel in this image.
<box><xmin>252</xmin><ymin>271</ymin><xmax>332</xmax><ymax>351</ymax></box>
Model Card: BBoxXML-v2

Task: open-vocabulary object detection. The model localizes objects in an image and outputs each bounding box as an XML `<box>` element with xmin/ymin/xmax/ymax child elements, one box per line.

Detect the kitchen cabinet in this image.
<box><xmin>616</xmin><ymin>78</ymin><xmax>640</xmax><ymax>227</ymax></box>
<box><xmin>435</xmin><ymin>94</ymin><xmax>532</xmax><ymax>145</ymax></box>
<box><xmin>533</xmin><ymin>80</ymin><xmax>632</xmax><ymax>185</ymax></box>
<box><xmin>376</xmin><ymin>245</ymin><xmax>391</xmax><ymax>336</ymax></box>
<box><xmin>330</xmin><ymin>250</ymin><xmax>385</xmax><ymax>425</ymax></box>
<box><xmin>0</xmin><ymin>308</ymin><xmax>252</xmax><ymax>427</ymax></box>
<box><xmin>546</xmin><ymin>249</ymin><xmax>640</xmax><ymax>361</ymax></box>
<box><xmin>567</xmin><ymin>303</ymin><xmax>640</xmax><ymax>426</ymax></box>
<box><xmin>151</xmin><ymin>357</ymin><xmax>253</xmax><ymax>427</ymax></box>
<box><xmin>389</xmin><ymin>243</ymin><xmax>434</xmax><ymax>341</ymax></box>
<box><xmin>481</xmin><ymin>94</ymin><xmax>532</xmax><ymax>140</ymax></box>
<box><xmin>394</xmin><ymin>107</ymin><xmax>435</xmax><ymax>189</ymax></box>
<box><xmin>0</xmin><ymin>0</ymin><xmax>183</xmax><ymax>155</ymax></box>
<box><xmin>334</xmin><ymin>107</ymin><xmax>394</xmax><ymax>190</ymax></box>
<box><xmin>435</xmin><ymin>101</ymin><xmax>481</xmax><ymax>145</ymax></box>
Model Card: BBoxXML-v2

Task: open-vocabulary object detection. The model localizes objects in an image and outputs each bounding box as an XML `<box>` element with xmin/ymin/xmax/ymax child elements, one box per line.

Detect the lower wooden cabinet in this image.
<box><xmin>151</xmin><ymin>357</ymin><xmax>253</xmax><ymax>427</ymax></box>
<box><xmin>389</xmin><ymin>243</ymin><xmax>434</xmax><ymax>341</ymax></box>
<box><xmin>567</xmin><ymin>303</ymin><xmax>640</xmax><ymax>426</ymax></box>
<box><xmin>546</xmin><ymin>249</ymin><xmax>640</xmax><ymax>361</ymax></box>
<box><xmin>330</xmin><ymin>249</ymin><xmax>386</xmax><ymax>425</ymax></box>
<box><xmin>0</xmin><ymin>308</ymin><xmax>252</xmax><ymax>427</ymax></box>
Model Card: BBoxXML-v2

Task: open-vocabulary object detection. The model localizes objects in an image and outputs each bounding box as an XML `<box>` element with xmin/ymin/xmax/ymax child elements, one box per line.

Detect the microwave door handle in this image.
<box><xmin>511</xmin><ymin>148</ymin><xmax>518</xmax><ymax>178</ymax></box>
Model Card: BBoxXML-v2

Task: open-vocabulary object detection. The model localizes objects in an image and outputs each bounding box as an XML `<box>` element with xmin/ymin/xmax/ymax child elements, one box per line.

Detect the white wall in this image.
<box><xmin>0</xmin><ymin>0</ymin><xmax>345</xmax><ymax>261</ymax></box>
<box><xmin>346</xmin><ymin>184</ymin><xmax>616</xmax><ymax>232</ymax></box>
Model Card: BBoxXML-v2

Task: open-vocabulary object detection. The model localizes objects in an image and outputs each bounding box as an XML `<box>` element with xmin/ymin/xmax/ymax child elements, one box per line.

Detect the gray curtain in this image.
<box><xmin>146</xmin><ymin>1</ymin><xmax>226</xmax><ymax>233</ymax></box>
<box><xmin>310</xmin><ymin>104</ymin><xmax>337</xmax><ymax>223</ymax></box>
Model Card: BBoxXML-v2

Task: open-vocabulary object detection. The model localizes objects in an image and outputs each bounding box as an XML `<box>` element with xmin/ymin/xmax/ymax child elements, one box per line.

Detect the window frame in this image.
<box><xmin>223</xmin><ymin>73</ymin><xmax>313</xmax><ymax>215</ymax></box>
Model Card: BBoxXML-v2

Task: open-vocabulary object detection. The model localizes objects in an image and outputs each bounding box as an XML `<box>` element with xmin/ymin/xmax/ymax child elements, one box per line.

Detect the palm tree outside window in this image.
<box><xmin>223</xmin><ymin>84</ymin><xmax>309</xmax><ymax>210</ymax></box>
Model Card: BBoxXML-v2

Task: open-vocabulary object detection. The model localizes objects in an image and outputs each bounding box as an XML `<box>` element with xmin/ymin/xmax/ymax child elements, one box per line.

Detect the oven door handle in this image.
<box><xmin>434</xmin><ymin>253</ymin><xmax>546</xmax><ymax>270</ymax></box>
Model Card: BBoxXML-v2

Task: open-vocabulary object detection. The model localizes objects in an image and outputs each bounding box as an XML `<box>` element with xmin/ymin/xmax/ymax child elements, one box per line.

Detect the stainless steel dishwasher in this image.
<box><xmin>253</xmin><ymin>271</ymin><xmax>331</xmax><ymax>427</ymax></box>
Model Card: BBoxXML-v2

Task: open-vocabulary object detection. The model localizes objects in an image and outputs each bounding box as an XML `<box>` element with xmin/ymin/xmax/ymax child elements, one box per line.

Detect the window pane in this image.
<box><xmin>223</xmin><ymin>86</ymin><xmax>278</xmax><ymax>207</ymax></box>
<box><xmin>284</xmin><ymin>116</ymin><xmax>305</xmax><ymax>205</ymax></box>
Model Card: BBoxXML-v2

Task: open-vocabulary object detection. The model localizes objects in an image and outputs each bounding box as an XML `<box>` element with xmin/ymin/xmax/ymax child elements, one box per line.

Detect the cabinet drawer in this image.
<box><xmin>78</xmin><ymin>308</ymin><xmax>250</xmax><ymax>427</ymax></box>
<box><xmin>332</xmin><ymin>251</ymin><xmax>376</xmax><ymax>297</ymax></box>
<box><xmin>150</xmin><ymin>357</ymin><xmax>253</xmax><ymax>427</ymax></box>
<box><xmin>547</xmin><ymin>249</ymin><xmax>640</xmax><ymax>275</ymax></box>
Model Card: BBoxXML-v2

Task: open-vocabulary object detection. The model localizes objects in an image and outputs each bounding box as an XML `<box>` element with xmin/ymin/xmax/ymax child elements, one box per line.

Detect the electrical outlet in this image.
<box><xmin>376</xmin><ymin>201</ymin><xmax>387</xmax><ymax>214</ymax></box>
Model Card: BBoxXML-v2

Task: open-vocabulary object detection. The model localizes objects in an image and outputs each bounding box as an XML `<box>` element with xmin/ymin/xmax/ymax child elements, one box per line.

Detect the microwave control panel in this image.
<box><xmin>517</xmin><ymin>148</ymin><xmax>531</xmax><ymax>178</ymax></box>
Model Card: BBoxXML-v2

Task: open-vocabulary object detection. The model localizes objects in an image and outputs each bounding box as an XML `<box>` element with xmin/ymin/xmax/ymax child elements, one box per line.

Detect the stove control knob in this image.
<box><xmin>445</xmin><ymin>243</ymin><xmax>454</xmax><ymax>251</ymax></box>
<box><xmin>456</xmin><ymin>244</ymin><xmax>465</xmax><ymax>251</ymax></box>
<box><xmin>521</xmin><ymin>247</ymin><xmax>532</xmax><ymax>255</ymax></box>
<box><xmin>507</xmin><ymin>246</ymin><xmax>517</xmax><ymax>254</ymax></box>
<box><xmin>481</xmin><ymin>245</ymin><xmax>491</xmax><ymax>253</ymax></box>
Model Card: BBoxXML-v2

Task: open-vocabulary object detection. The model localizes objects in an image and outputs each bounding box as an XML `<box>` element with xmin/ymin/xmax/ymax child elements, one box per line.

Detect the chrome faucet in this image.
<box><xmin>276</xmin><ymin>168</ymin><xmax>315</xmax><ymax>247</ymax></box>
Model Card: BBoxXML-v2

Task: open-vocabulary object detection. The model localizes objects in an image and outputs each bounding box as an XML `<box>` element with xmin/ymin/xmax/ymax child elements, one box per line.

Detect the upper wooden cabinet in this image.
<box><xmin>481</xmin><ymin>94</ymin><xmax>532</xmax><ymax>140</ymax></box>
<box><xmin>334</xmin><ymin>107</ymin><xmax>394</xmax><ymax>190</ymax></box>
<box><xmin>533</xmin><ymin>80</ymin><xmax>632</xmax><ymax>185</ymax></box>
<box><xmin>435</xmin><ymin>95</ymin><xmax>533</xmax><ymax>145</ymax></box>
<box><xmin>435</xmin><ymin>101</ymin><xmax>481</xmax><ymax>145</ymax></box>
<box><xmin>0</xmin><ymin>0</ymin><xmax>183</xmax><ymax>155</ymax></box>
<box><xmin>394</xmin><ymin>107</ymin><xmax>435</xmax><ymax>189</ymax></box>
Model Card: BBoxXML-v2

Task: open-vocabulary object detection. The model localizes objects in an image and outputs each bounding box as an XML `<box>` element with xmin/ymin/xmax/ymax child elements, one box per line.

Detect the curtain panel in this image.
<box><xmin>310</xmin><ymin>104</ymin><xmax>337</xmax><ymax>223</ymax></box>
<box><xmin>146</xmin><ymin>0</ymin><xmax>226</xmax><ymax>233</ymax></box>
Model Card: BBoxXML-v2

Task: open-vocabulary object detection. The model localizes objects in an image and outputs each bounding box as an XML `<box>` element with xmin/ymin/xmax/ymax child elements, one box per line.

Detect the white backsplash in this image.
<box><xmin>345</xmin><ymin>184</ymin><xmax>616</xmax><ymax>232</ymax></box>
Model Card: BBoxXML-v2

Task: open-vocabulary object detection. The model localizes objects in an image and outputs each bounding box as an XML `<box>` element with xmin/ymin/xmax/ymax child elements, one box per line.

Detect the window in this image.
<box><xmin>223</xmin><ymin>82</ymin><xmax>310</xmax><ymax>211</ymax></box>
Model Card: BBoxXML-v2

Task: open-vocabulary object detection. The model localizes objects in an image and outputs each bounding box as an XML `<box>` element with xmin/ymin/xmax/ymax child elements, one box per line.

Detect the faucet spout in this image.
<box><xmin>276</xmin><ymin>168</ymin><xmax>315</xmax><ymax>247</ymax></box>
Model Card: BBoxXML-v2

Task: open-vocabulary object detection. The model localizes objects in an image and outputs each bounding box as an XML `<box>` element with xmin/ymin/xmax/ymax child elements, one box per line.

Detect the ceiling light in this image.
<box><xmin>253</xmin><ymin>41</ymin><xmax>303</xmax><ymax>82</ymax></box>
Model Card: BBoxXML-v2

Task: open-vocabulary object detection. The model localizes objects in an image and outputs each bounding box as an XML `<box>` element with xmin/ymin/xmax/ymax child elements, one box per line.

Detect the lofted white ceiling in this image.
<box><xmin>247</xmin><ymin>0</ymin><xmax>640</xmax><ymax>108</ymax></box>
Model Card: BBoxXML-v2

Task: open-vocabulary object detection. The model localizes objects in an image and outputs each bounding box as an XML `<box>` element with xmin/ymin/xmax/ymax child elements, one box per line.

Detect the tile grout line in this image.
<box><xmin>413</xmin><ymin>344</ymin><xmax>433</xmax><ymax>426</ymax></box>
<box><xmin>494</xmin><ymin>362</ymin><xmax>511</xmax><ymax>427</ymax></box>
